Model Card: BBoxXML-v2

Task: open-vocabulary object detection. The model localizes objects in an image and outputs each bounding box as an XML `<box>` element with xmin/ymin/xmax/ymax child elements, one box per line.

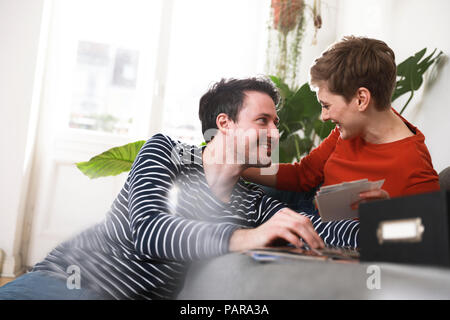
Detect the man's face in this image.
<box><xmin>317</xmin><ymin>84</ymin><xmax>364</xmax><ymax>140</ymax></box>
<box><xmin>230</xmin><ymin>91</ymin><xmax>280</xmax><ymax>167</ymax></box>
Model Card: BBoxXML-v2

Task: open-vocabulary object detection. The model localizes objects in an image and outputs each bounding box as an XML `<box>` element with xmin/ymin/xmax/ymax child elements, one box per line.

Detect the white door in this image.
<box><xmin>23</xmin><ymin>0</ymin><xmax>167</xmax><ymax>267</ymax></box>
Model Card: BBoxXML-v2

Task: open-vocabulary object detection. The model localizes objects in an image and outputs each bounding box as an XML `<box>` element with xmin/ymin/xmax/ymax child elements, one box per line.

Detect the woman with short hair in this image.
<box><xmin>243</xmin><ymin>36</ymin><xmax>440</xmax><ymax>247</ymax></box>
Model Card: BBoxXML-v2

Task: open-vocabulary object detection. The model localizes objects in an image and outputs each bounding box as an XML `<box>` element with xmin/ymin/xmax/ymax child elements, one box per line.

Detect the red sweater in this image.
<box><xmin>276</xmin><ymin>113</ymin><xmax>440</xmax><ymax>198</ymax></box>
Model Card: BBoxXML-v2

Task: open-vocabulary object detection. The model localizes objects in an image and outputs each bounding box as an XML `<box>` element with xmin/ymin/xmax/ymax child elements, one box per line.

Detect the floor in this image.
<box><xmin>0</xmin><ymin>277</ymin><xmax>15</xmax><ymax>287</ymax></box>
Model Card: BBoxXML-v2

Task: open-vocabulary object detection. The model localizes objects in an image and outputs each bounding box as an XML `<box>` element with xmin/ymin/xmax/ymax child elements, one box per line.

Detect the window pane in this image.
<box><xmin>69</xmin><ymin>41</ymin><xmax>139</xmax><ymax>134</ymax></box>
<box><xmin>48</xmin><ymin>0</ymin><xmax>162</xmax><ymax>137</ymax></box>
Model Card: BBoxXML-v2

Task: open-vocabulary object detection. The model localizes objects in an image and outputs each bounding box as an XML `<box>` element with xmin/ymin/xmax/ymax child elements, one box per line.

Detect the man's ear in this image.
<box><xmin>216</xmin><ymin>113</ymin><xmax>233</xmax><ymax>134</ymax></box>
<box><xmin>356</xmin><ymin>87</ymin><xmax>371</xmax><ymax>111</ymax></box>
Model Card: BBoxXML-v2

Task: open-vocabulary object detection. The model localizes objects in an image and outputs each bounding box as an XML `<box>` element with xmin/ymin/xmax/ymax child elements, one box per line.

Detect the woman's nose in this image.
<box><xmin>321</xmin><ymin>108</ymin><xmax>329</xmax><ymax>122</ymax></box>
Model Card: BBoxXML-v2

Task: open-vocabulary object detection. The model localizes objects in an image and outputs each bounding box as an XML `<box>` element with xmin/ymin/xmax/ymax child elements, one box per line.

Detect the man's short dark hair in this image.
<box><xmin>198</xmin><ymin>77</ymin><xmax>280</xmax><ymax>142</ymax></box>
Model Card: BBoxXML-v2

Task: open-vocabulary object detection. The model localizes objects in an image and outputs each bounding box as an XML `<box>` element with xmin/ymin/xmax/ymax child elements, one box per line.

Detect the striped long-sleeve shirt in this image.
<box><xmin>32</xmin><ymin>134</ymin><xmax>359</xmax><ymax>299</ymax></box>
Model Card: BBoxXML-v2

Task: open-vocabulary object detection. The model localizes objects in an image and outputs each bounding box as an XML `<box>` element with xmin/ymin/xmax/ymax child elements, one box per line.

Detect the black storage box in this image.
<box><xmin>359</xmin><ymin>190</ymin><xmax>450</xmax><ymax>267</ymax></box>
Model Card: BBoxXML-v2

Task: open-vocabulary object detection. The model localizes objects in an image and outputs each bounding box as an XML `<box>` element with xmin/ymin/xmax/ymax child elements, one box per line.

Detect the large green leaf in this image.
<box><xmin>269</xmin><ymin>75</ymin><xmax>294</xmax><ymax>101</ymax></box>
<box><xmin>278</xmin><ymin>133</ymin><xmax>301</xmax><ymax>163</ymax></box>
<box><xmin>314</xmin><ymin>119</ymin><xmax>336</xmax><ymax>140</ymax></box>
<box><xmin>76</xmin><ymin>140</ymin><xmax>146</xmax><ymax>179</ymax></box>
<box><xmin>279</xmin><ymin>121</ymin><xmax>303</xmax><ymax>141</ymax></box>
<box><xmin>277</xmin><ymin>82</ymin><xmax>322</xmax><ymax>143</ymax></box>
<box><xmin>298</xmin><ymin>137</ymin><xmax>314</xmax><ymax>156</ymax></box>
<box><xmin>392</xmin><ymin>48</ymin><xmax>443</xmax><ymax>102</ymax></box>
<box><xmin>278</xmin><ymin>83</ymin><xmax>320</xmax><ymax>126</ymax></box>
<box><xmin>286</xmin><ymin>83</ymin><xmax>321</xmax><ymax>119</ymax></box>
<box><xmin>278</xmin><ymin>132</ymin><xmax>315</xmax><ymax>163</ymax></box>
<box><xmin>271</xmin><ymin>76</ymin><xmax>327</xmax><ymax>162</ymax></box>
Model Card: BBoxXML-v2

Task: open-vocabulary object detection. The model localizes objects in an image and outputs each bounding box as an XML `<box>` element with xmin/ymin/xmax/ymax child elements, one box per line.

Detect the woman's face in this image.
<box><xmin>316</xmin><ymin>84</ymin><xmax>365</xmax><ymax>140</ymax></box>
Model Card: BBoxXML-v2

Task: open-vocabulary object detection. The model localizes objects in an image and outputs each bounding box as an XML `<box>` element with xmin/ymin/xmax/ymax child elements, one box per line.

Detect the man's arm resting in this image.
<box><xmin>229</xmin><ymin>208</ymin><xmax>324</xmax><ymax>251</ymax></box>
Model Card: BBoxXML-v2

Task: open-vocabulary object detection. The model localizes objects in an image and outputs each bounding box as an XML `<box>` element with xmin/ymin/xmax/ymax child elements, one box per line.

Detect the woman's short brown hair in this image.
<box><xmin>310</xmin><ymin>36</ymin><xmax>396</xmax><ymax>110</ymax></box>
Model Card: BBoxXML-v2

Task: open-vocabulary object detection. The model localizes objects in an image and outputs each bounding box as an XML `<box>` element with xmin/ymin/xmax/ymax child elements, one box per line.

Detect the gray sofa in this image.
<box><xmin>177</xmin><ymin>168</ymin><xmax>450</xmax><ymax>299</ymax></box>
<box><xmin>177</xmin><ymin>252</ymin><xmax>450</xmax><ymax>299</ymax></box>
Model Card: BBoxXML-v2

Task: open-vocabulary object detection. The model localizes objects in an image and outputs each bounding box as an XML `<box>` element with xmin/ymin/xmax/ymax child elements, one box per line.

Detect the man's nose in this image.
<box><xmin>268</xmin><ymin>122</ymin><xmax>280</xmax><ymax>142</ymax></box>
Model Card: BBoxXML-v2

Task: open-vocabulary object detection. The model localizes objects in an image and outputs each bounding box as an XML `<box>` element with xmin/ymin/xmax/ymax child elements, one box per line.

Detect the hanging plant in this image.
<box><xmin>311</xmin><ymin>0</ymin><xmax>322</xmax><ymax>45</ymax></box>
<box><xmin>269</xmin><ymin>0</ymin><xmax>305</xmax><ymax>87</ymax></box>
<box><xmin>267</xmin><ymin>0</ymin><xmax>322</xmax><ymax>88</ymax></box>
<box><xmin>271</xmin><ymin>0</ymin><xmax>304</xmax><ymax>34</ymax></box>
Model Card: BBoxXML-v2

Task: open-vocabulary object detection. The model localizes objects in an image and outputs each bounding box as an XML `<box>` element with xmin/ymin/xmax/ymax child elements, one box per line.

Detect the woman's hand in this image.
<box><xmin>241</xmin><ymin>166</ymin><xmax>278</xmax><ymax>188</ymax></box>
<box><xmin>351</xmin><ymin>189</ymin><xmax>390</xmax><ymax>210</ymax></box>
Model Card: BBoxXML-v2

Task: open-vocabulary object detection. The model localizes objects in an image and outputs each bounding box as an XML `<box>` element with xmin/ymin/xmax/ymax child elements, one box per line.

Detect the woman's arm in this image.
<box><xmin>276</xmin><ymin>127</ymin><xmax>340</xmax><ymax>192</ymax></box>
<box><xmin>241</xmin><ymin>165</ymin><xmax>278</xmax><ymax>188</ymax></box>
<box><xmin>243</xmin><ymin>128</ymin><xmax>339</xmax><ymax>191</ymax></box>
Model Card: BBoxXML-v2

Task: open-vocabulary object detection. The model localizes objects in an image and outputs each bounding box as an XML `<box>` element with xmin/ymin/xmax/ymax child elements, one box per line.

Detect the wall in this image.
<box><xmin>389</xmin><ymin>0</ymin><xmax>450</xmax><ymax>173</ymax></box>
<box><xmin>0</xmin><ymin>0</ymin><xmax>48</xmax><ymax>276</ymax></box>
<box><xmin>295</xmin><ymin>0</ymin><xmax>339</xmax><ymax>86</ymax></box>
<box><xmin>335</xmin><ymin>0</ymin><xmax>450</xmax><ymax>172</ymax></box>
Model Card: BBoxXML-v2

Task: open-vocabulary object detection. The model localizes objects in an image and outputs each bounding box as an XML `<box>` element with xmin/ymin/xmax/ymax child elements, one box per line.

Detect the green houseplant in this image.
<box><xmin>271</xmin><ymin>75</ymin><xmax>334</xmax><ymax>163</ymax></box>
<box><xmin>76</xmin><ymin>48</ymin><xmax>443</xmax><ymax>179</ymax></box>
<box><xmin>392</xmin><ymin>48</ymin><xmax>443</xmax><ymax>114</ymax></box>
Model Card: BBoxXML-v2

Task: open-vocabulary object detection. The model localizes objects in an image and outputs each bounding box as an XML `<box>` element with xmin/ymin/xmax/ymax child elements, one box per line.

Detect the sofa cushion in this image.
<box><xmin>439</xmin><ymin>166</ymin><xmax>450</xmax><ymax>191</ymax></box>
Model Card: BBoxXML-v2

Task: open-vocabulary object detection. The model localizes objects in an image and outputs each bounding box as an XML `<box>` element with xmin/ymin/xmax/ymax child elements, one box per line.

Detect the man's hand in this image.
<box><xmin>351</xmin><ymin>189</ymin><xmax>390</xmax><ymax>210</ymax></box>
<box><xmin>229</xmin><ymin>208</ymin><xmax>325</xmax><ymax>252</ymax></box>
